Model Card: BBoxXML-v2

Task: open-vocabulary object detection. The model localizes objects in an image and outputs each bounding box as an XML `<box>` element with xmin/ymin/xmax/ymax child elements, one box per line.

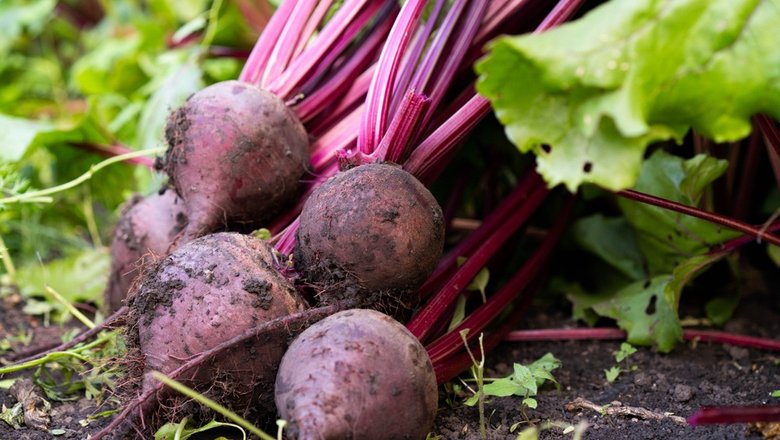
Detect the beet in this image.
<box><xmin>295</xmin><ymin>163</ymin><xmax>444</xmax><ymax>307</ymax></box>
<box><xmin>128</xmin><ymin>232</ymin><xmax>306</xmax><ymax>417</ymax></box>
<box><xmin>104</xmin><ymin>190</ymin><xmax>187</xmax><ymax>313</ymax></box>
<box><xmin>162</xmin><ymin>80</ymin><xmax>310</xmax><ymax>240</ymax></box>
<box><xmin>275</xmin><ymin>308</ymin><xmax>438</xmax><ymax>440</ymax></box>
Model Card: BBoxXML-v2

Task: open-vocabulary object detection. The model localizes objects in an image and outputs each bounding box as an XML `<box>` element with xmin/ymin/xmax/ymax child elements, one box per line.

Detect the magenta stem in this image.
<box><xmin>536</xmin><ymin>0</ymin><xmax>586</xmax><ymax>32</ymax></box>
<box><xmin>292</xmin><ymin>0</ymin><xmax>335</xmax><ymax>59</ymax></box>
<box><xmin>415</xmin><ymin>0</ymin><xmax>488</xmax><ymax>135</ymax></box>
<box><xmin>268</xmin><ymin>0</ymin><xmax>375</xmax><ymax>99</ymax></box>
<box><xmin>389</xmin><ymin>0</ymin><xmax>446</xmax><ymax>116</ymax></box>
<box><xmin>426</xmin><ymin>196</ymin><xmax>573</xmax><ymax>362</ymax></box>
<box><xmin>709</xmin><ymin>221</ymin><xmax>780</xmax><ymax>255</ymax></box>
<box><xmin>376</xmin><ymin>91</ymin><xmax>430</xmax><ymax>163</ymax></box>
<box><xmin>504</xmin><ymin>328</ymin><xmax>780</xmax><ymax>351</ymax></box>
<box><xmin>407</xmin><ymin>182</ymin><xmax>549</xmax><ymax>342</ymax></box>
<box><xmin>616</xmin><ymin>189</ymin><xmax>780</xmax><ymax>247</ymax></box>
<box><xmin>295</xmin><ymin>19</ymin><xmax>389</xmax><ymax>122</ymax></box>
<box><xmin>261</xmin><ymin>0</ymin><xmax>319</xmax><ymax>87</ymax></box>
<box><xmin>405</xmin><ymin>94</ymin><xmax>492</xmax><ymax>184</ymax></box>
<box><xmin>358</xmin><ymin>0</ymin><xmax>427</xmax><ymax>154</ymax></box>
<box><xmin>239</xmin><ymin>0</ymin><xmax>297</xmax><ymax>84</ymax></box>
<box><xmin>688</xmin><ymin>406</ymin><xmax>780</xmax><ymax>425</ymax></box>
<box><xmin>417</xmin><ymin>171</ymin><xmax>545</xmax><ymax>298</ymax></box>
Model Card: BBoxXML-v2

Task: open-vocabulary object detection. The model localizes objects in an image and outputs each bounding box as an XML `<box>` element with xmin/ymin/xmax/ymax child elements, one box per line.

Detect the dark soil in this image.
<box><xmin>433</xmin><ymin>295</ymin><xmax>780</xmax><ymax>439</ymax></box>
<box><xmin>1</xmin><ymin>291</ymin><xmax>778</xmax><ymax>439</ymax></box>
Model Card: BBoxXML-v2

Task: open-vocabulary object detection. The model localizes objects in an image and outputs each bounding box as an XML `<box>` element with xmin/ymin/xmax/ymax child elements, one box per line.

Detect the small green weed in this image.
<box><xmin>465</xmin><ymin>352</ymin><xmax>561</xmax><ymax>422</ymax></box>
<box><xmin>604</xmin><ymin>342</ymin><xmax>637</xmax><ymax>383</ymax></box>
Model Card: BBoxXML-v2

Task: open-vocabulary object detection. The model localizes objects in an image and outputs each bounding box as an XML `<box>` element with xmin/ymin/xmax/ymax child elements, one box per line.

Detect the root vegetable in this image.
<box><xmin>275</xmin><ymin>308</ymin><xmax>438</xmax><ymax>440</ymax></box>
<box><xmin>128</xmin><ymin>232</ymin><xmax>306</xmax><ymax>417</ymax></box>
<box><xmin>104</xmin><ymin>190</ymin><xmax>186</xmax><ymax>313</ymax></box>
<box><xmin>294</xmin><ymin>163</ymin><xmax>444</xmax><ymax>307</ymax></box>
<box><xmin>162</xmin><ymin>80</ymin><xmax>310</xmax><ymax>241</ymax></box>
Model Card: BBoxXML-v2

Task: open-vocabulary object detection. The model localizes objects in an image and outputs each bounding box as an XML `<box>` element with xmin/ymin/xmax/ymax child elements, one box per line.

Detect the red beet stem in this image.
<box><xmin>688</xmin><ymin>406</ymin><xmax>780</xmax><ymax>425</ymax></box>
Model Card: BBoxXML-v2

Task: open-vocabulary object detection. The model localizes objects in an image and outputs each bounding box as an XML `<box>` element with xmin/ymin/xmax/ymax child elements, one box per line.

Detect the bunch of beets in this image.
<box><xmin>87</xmin><ymin>0</ymin><xmax>586</xmax><ymax>438</ymax></box>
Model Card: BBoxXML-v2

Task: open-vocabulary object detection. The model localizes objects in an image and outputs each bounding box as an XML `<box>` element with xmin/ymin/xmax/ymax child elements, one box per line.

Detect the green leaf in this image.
<box><xmin>476</xmin><ymin>0</ymin><xmax>780</xmax><ymax>191</ymax></box>
<box><xmin>705</xmin><ymin>291</ymin><xmax>739</xmax><ymax>326</ymax></box>
<box><xmin>618</xmin><ymin>150</ymin><xmax>739</xmax><ymax>275</ymax></box>
<box><xmin>768</xmin><ymin>245</ymin><xmax>780</xmax><ymax>267</ymax></box>
<box><xmin>604</xmin><ymin>366</ymin><xmax>621</xmax><ymax>383</ymax></box>
<box><xmin>527</xmin><ymin>353</ymin><xmax>561</xmax><ymax>387</ymax></box>
<box><xmin>155</xmin><ymin>418</ymin><xmax>246</xmax><ymax>440</ymax></box>
<box><xmin>447</xmin><ymin>294</ymin><xmax>467</xmax><ymax>331</ymax></box>
<box><xmin>482</xmin><ymin>378</ymin><xmax>526</xmax><ymax>398</ymax></box>
<box><xmin>589</xmin><ymin>276</ymin><xmax>682</xmax><ymax>352</ymax></box>
<box><xmin>0</xmin><ymin>114</ymin><xmax>54</xmax><ymax>161</ymax></box>
<box><xmin>522</xmin><ymin>397</ymin><xmax>537</xmax><ymax>409</ymax></box>
<box><xmin>15</xmin><ymin>248</ymin><xmax>110</xmax><ymax>310</ymax></box>
<box><xmin>572</xmin><ymin>214</ymin><xmax>645</xmax><ymax>280</ymax></box>
<box><xmin>0</xmin><ymin>0</ymin><xmax>57</xmax><ymax>55</ymax></box>
<box><xmin>136</xmin><ymin>53</ymin><xmax>204</xmax><ymax>150</ymax></box>
<box><xmin>615</xmin><ymin>343</ymin><xmax>637</xmax><ymax>362</ymax></box>
<box><xmin>512</xmin><ymin>364</ymin><xmax>537</xmax><ymax>395</ymax></box>
<box><xmin>771</xmin><ymin>390</ymin><xmax>780</xmax><ymax>398</ymax></box>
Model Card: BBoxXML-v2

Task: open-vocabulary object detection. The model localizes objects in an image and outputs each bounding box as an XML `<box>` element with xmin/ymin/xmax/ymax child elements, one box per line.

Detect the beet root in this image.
<box><xmin>162</xmin><ymin>80</ymin><xmax>310</xmax><ymax>240</ymax></box>
<box><xmin>295</xmin><ymin>163</ymin><xmax>444</xmax><ymax>307</ymax></box>
<box><xmin>128</xmin><ymin>232</ymin><xmax>306</xmax><ymax>418</ymax></box>
<box><xmin>275</xmin><ymin>308</ymin><xmax>438</xmax><ymax>440</ymax></box>
<box><xmin>104</xmin><ymin>190</ymin><xmax>187</xmax><ymax>313</ymax></box>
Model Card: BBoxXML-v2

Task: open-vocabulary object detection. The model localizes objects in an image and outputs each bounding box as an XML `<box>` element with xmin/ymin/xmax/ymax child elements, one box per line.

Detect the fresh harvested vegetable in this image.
<box><xmin>104</xmin><ymin>190</ymin><xmax>187</xmax><ymax>313</ymax></box>
<box><xmin>129</xmin><ymin>232</ymin><xmax>306</xmax><ymax>417</ymax></box>
<box><xmin>295</xmin><ymin>163</ymin><xmax>444</xmax><ymax>308</ymax></box>
<box><xmin>162</xmin><ymin>80</ymin><xmax>309</xmax><ymax>241</ymax></box>
<box><xmin>275</xmin><ymin>308</ymin><xmax>437</xmax><ymax>440</ymax></box>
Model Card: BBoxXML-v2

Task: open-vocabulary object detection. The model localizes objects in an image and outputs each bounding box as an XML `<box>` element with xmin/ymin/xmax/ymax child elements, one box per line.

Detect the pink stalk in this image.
<box><xmin>309</xmin><ymin>105</ymin><xmax>363</xmax><ymax>172</ymax></box>
<box><xmin>709</xmin><ymin>221</ymin><xmax>780</xmax><ymax>255</ymax></box>
<box><xmin>474</xmin><ymin>0</ymin><xmax>529</xmax><ymax>45</ymax></box>
<box><xmin>389</xmin><ymin>0</ymin><xmax>446</xmax><ymax>116</ymax></box>
<box><xmin>239</xmin><ymin>0</ymin><xmax>297</xmax><ymax>84</ymax></box>
<box><xmin>426</xmin><ymin>196</ymin><xmax>574</xmax><ymax>362</ymax></box>
<box><xmin>295</xmin><ymin>19</ymin><xmax>389</xmax><ymax>122</ymax></box>
<box><xmin>417</xmin><ymin>171</ymin><xmax>545</xmax><ymax>298</ymax></box>
<box><xmin>405</xmin><ymin>94</ymin><xmax>492</xmax><ymax>184</ymax></box>
<box><xmin>261</xmin><ymin>0</ymin><xmax>319</xmax><ymax>87</ymax></box>
<box><xmin>407</xmin><ymin>182</ymin><xmax>550</xmax><ymax>342</ymax></box>
<box><xmin>504</xmin><ymin>328</ymin><xmax>780</xmax><ymax>351</ymax></box>
<box><xmin>616</xmin><ymin>189</ymin><xmax>780</xmax><ymax>247</ymax></box>
<box><xmin>307</xmin><ymin>67</ymin><xmax>375</xmax><ymax>135</ymax></box>
<box><xmin>377</xmin><ymin>92</ymin><xmax>430</xmax><ymax>163</ymax></box>
<box><xmin>293</xmin><ymin>1</ymin><xmax>390</xmax><ymax>98</ymax></box>
<box><xmin>433</xmin><ymin>277</ymin><xmax>547</xmax><ymax>383</ymax></box>
<box><xmin>536</xmin><ymin>0</ymin><xmax>586</xmax><ymax>31</ymax></box>
<box><xmin>274</xmin><ymin>217</ymin><xmax>300</xmax><ymax>256</ymax></box>
<box><xmin>291</xmin><ymin>1</ymin><xmax>335</xmax><ymax>59</ymax></box>
<box><xmin>413</xmin><ymin>0</ymin><xmax>487</xmax><ymax>135</ymax></box>
<box><xmin>268</xmin><ymin>0</ymin><xmax>374</xmax><ymax>99</ymax></box>
<box><xmin>358</xmin><ymin>0</ymin><xmax>428</xmax><ymax>154</ymax></box>
<box><xmin>688</xmin><ymin>406</ymin><xmax>780</xmax><ymax>425</ymax></box>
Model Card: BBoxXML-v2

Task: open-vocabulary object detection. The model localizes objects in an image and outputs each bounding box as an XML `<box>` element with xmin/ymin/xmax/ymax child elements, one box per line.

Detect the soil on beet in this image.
<box><xmin>1</xmin><ymin>291</ymin><xmax>778</xmax><ymax>439</ymax></box>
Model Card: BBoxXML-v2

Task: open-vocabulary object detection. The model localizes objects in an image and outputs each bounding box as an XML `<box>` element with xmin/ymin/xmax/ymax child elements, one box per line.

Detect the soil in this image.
<box><xmin>1</xmin><ymin>291</ymin><xmax>778</xmax><ymax>439</ymax></box>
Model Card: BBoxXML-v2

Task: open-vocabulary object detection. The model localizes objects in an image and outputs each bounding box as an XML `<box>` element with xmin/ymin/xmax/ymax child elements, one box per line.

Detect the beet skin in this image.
<box><xmin>294</xmin><ymin>163</ymin><xmax>444</xmax><ymax>306</ymax></box>
<box><xmin>275</xmin><ymin>308</ymin><xmax>438</xmax><ymax>440</ymax></box>
<box><xmin>129</xmin><ymin>232</ymin><xmax>306</xmax><ymax>417</ymax></box>
<box><xmin>163</xmin><ymin>80</ymin><xmax>310</xmax><ymax>240</ymax></box>
<box><xmin>104</xmin><ymin>190</ymin><xmax>186</xmax><ymax>313</ymax></box>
